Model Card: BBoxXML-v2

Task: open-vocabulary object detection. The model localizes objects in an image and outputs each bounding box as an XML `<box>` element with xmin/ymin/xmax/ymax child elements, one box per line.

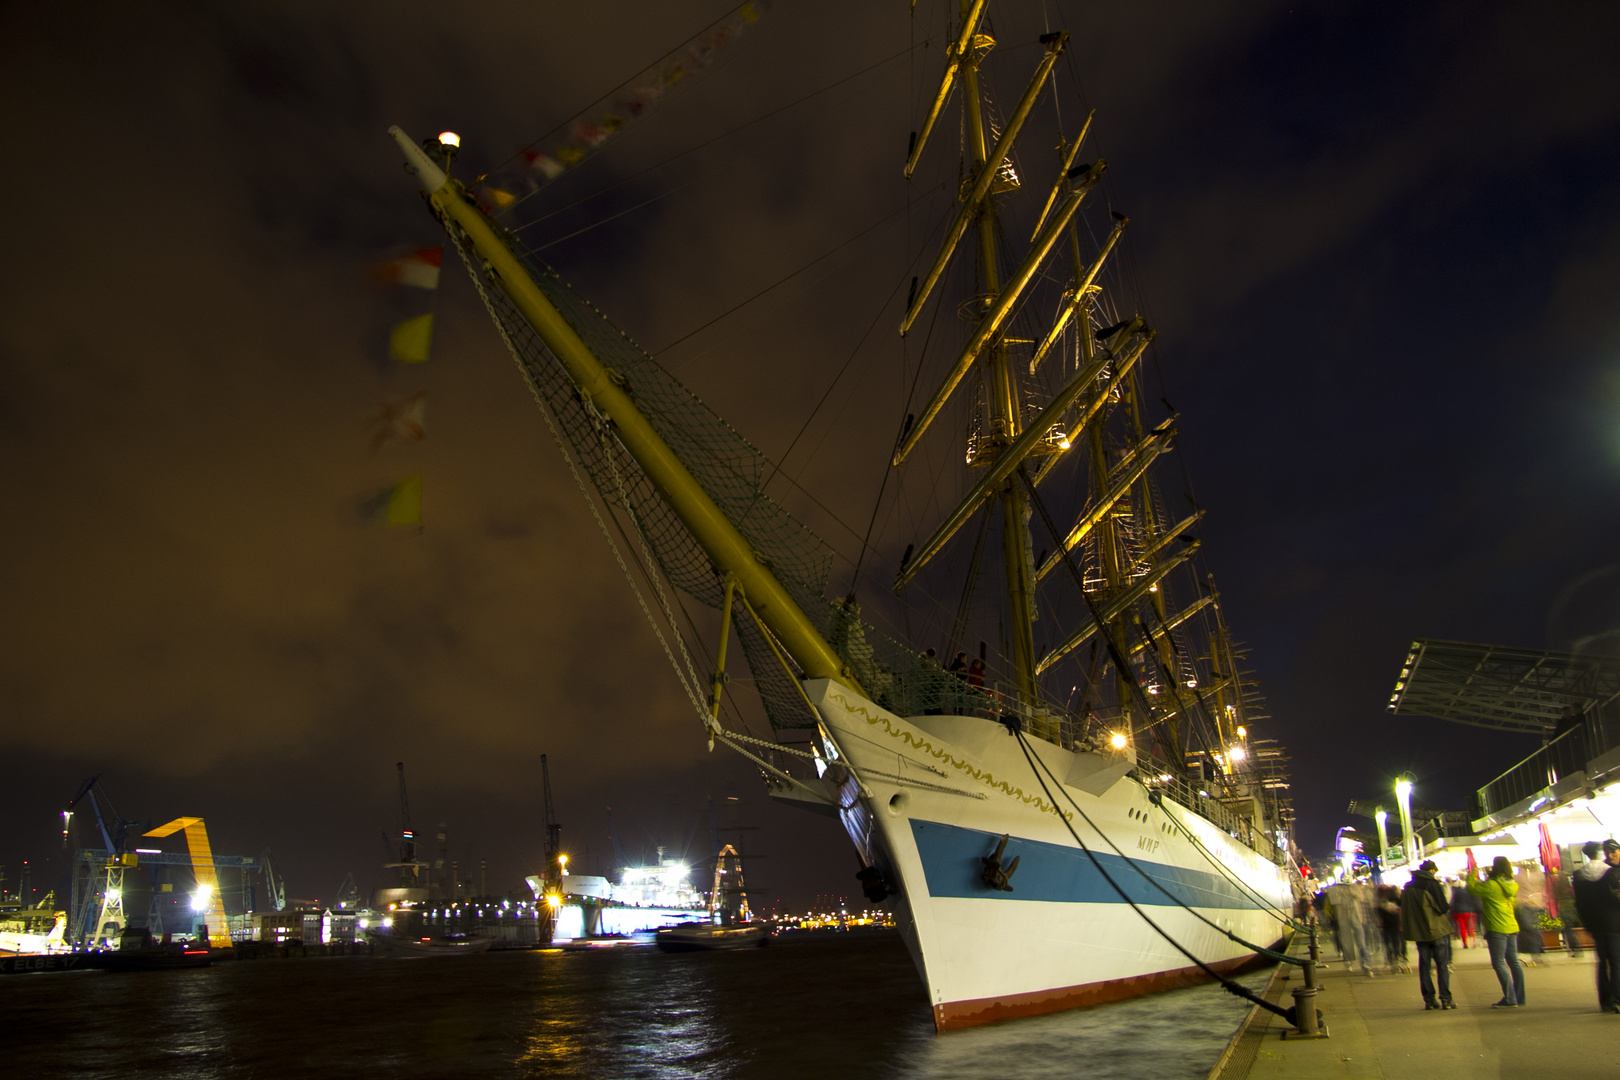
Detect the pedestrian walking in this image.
<box><xmin>1402</xmin><ymin>860</ymin><xmax>1455</xmax><ymax>1010</ymax></box>
<box><xmin>1326</xmin><ymin>880</ymin><xmax>1377</xmax><ymax>974</ymax></box>
<box><xmin>1573</xmin><ymin>839</ymin><xmax>1620</xmax><ymax>1013</ymax></box>
<box><xmin>1377</xmin><ymin>883</ymin><xmax>1407</xmax><ymax>971</ymax></box>
<box><xmin>1468</xmin><ymin>855</ymin><xmax>1525</xmax><ymax>1008</ymax></box>
<box><xmin>1449</xmin><ymin>878</ymin><xmax>1481</xmax><ymax>948</ymax></box>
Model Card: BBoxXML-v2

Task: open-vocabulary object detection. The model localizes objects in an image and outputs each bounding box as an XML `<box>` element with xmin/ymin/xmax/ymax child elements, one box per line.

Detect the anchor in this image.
<box><xmin>855</xmin><ymin>865</ymin><xmax>891</xmax><ymax>902</ymax></box>
<box><xmin>981</xmin><ymin>834</ymin><xmax>1021</xmax><ymax>892</ymax></box>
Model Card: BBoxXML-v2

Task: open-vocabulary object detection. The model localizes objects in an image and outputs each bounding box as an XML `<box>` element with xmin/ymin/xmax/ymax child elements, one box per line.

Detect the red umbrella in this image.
<box><xmin>1539</xmin><ymin>823</ymin><xmax>1561</xmax><ymax>919</ymax></box>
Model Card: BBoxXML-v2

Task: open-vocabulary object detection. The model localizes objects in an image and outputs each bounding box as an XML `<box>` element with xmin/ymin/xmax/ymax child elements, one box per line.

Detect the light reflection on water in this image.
<box><xmin>2</xmin><ymin>932</ymin><xmax>1265</xmax><ymax>1079</ymax></box>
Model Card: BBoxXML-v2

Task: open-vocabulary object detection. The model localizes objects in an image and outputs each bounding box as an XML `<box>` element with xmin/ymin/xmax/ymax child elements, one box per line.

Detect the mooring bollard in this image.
<box><xmin>1284</xmin><ymin>917</ymin><xmax>1329</xmax><ymax>1038</ymax></box>
<box><xmin>1289</xmin><ymin>983</ymin><xmax>1323</xmax><ymax>1037</ymax></box>
<box><xmin>1303</xmin><ymin>919</ymin><xmax>1320</xmax><ymax>991</ymax></box>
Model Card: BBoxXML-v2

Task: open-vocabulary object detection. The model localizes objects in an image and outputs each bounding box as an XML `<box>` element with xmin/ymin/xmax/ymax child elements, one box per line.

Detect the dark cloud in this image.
<box><xmin>4</xmin><ymin>1</ymin><xmax>1620</xmax><ymax>906</ymax></box>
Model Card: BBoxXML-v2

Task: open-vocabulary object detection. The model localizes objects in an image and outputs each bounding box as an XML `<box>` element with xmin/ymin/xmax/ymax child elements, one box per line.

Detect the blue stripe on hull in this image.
<box><xmin>910</xmin><ymin>819</ymin><xmax>1270</xmax><ymax>910</ymax></box>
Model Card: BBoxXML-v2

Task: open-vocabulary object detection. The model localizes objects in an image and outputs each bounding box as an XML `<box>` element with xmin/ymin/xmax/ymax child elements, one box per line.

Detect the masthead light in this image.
<box><xmin>437</xmin><ymin>131</ymin><xmax>461</xmax><ymax>148</ymax></box>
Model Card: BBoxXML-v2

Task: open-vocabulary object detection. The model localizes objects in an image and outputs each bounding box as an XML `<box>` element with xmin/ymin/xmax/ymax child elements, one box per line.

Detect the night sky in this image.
<box><xmin>4</xmin><ymin>1</ymin><xmax>1619</xmax><ymax>911</ymax></box>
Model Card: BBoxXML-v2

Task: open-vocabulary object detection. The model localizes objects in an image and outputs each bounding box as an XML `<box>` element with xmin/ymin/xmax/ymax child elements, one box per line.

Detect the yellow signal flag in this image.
<box><xmin>383</xmin><ymin>474</ymin><xmax>423</xmax><ymax>527</ymax></box>
<box><xmin>359</xmin><ymin>476</ymin><xmax>423</xmax><ymax>527</ymax></box>
<box><xmin>389</xmin><ymin>312</ymin><xmax>434</xmax><ymax>364</ymax></box>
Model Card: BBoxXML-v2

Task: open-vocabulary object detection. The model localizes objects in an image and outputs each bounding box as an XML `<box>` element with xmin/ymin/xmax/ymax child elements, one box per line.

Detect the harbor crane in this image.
<box><xmin>64</xmin><ymin>776</ymin><xmax>140</xmax><ymax>945</ymax></box>
<box><xmin>606</xmin><ymin>805</ymin><xmax>629</xmax><ymax>872</ymax></box>
<box><xmin>386</xmin><ymin>761</ymin><xmax>424</xmax><ymax>889</ymax></box>
<box><xmin>541</xmin><ymin>754</ymin><xmax>563</xmax><ymax>891</ymax></box>
<box><xmin>259</xmin><ymin>849</ymin><xmax>287</xmax><ymax>912</ymax></box>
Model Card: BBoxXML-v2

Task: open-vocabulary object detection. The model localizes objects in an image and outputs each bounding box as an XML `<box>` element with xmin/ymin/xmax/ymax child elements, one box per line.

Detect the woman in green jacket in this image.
<box><xmin>1468</xmin><ymin>856</ymin><xmax>1525</xmax><ymax>1007</ymax></box>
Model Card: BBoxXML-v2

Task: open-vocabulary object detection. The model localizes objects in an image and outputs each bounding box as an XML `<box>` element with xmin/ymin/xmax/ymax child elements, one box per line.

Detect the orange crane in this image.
<box><xmin>143</xmin><ymin>817</ymin><xmax>231</xmax><ymax>949</ymax></box>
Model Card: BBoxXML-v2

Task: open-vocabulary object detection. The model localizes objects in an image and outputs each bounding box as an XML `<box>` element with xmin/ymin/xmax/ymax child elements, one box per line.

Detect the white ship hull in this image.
<box><xmin>790</xmin><ymin>680</ymin><xmax>1292</xmax><ymax>1031</ymax></box>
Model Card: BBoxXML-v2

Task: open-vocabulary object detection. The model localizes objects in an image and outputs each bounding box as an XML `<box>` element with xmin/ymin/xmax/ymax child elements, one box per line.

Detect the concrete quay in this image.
<box><xmin>1211</xmin><ymin>936</ymin><xmax>1620</xmax><ymax>1080</ymax></box>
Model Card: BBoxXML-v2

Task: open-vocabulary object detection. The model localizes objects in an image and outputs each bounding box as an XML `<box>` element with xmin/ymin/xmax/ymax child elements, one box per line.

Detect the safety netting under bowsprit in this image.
<box><xmin>453</xmin><ymin>220</ymin><xmax>994</xmax><ymax>729</ymax></box>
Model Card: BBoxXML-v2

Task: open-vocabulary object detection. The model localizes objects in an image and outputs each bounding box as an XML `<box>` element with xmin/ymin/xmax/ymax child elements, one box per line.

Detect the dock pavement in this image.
<box><xmin>1210</xmin><ymin>934</ymin><xmax>1620</xmax><ymax>1080</ymax></box>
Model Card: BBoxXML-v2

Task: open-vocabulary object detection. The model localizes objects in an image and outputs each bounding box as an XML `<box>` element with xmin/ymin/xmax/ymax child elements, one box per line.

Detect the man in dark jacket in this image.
<box><xmin>1573</xmin><ymin>839</ymin><xmax>1620</xmax><ymax>1012</ymax></box>
<box><xmin>1402</xmin><ymin>860</ymin><xmax>1455</xmax><ymax>1009</ymax></box>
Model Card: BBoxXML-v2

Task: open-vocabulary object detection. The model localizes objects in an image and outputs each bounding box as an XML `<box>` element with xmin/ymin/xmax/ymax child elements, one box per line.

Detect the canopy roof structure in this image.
<box><xmin>1386</xmin><ymin>639</ymin><xmax>1620</xmax><ymax>735</ymax></box>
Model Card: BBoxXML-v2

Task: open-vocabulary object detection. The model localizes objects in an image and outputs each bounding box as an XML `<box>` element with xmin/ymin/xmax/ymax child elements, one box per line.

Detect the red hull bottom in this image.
<box><xmin>932</xmin><ymin>941</ymin><xmax>1282</xmax><ymax>1031</ymax></box>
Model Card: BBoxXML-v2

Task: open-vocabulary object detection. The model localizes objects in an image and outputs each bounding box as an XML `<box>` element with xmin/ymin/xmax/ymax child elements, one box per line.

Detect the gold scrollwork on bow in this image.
<box><xmin>824</xmin><ymin>690</ymin><xmax>1072</xmax><ymax>823</ymax></box>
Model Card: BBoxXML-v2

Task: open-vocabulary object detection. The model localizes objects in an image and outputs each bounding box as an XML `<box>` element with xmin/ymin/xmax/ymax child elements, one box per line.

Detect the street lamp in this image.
<box><xmin>1394</xmin><ymin>777</ymin><xmax>1416</xmax><ymax>870</ymax></box>
<box><xmin>1374</xmin><ymin>810</ymin><xmax>1391</xmax><ymax>878</ymax></box>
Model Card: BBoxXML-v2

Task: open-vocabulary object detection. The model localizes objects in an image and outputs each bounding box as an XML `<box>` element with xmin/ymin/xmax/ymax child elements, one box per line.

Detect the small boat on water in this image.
<box><xmin>100</xmin><ymin>927</ymin><xmax>212</xmax><ymax>972</ymax></box>
<box><xmin>364</xmin><ymin>930</ymin><xmax>493</xmax><ymax>958</ymax></box>
<box><xmin>655</xmin><ymin>923</ymin><xmax>768</xmax><ymax>952</ymax></box>
<box><xmin>102</xmin><ymin>944</ymin><xmax>213</xmax><ymax>972</ymax></box>
<box><xmin>654</xmin><ymin>844</ymin><xmax>768</xmax><ymax>952</ymax></box>
<box><xmin>0</xmin><ymin>952</ymin><xmax>93</xmax><ymax>975</ymax></box>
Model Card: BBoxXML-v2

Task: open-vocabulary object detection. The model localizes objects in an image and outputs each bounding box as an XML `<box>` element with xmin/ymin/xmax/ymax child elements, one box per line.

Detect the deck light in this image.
<box><xmin>1227</xmin><ymin>746</ymin><xmax>1246</xmax><ymax>763</ymax></box>
<box><xmin>1109</xmin><ymin>732</ymin><xmax>1128</xmax><ymax>750</ymax></box>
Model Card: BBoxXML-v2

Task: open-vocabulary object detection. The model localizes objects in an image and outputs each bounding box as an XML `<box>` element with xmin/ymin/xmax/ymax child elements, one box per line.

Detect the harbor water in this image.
<box><xmin>2</xmin><ymin>931</ymin><xmax>1269</xmax><ymax>1078</ymax></box>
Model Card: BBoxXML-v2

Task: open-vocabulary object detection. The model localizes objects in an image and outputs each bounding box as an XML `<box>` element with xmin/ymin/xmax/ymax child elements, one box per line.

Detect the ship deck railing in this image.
<box><xmin>889</xmin><ymin>670</ymin><xmax>1283</xmax><ymax>866</ymax></box>
<box><xmin>892</xmin><ymin>671</ymin><xmax>1114</xmax><ymax>752</ymax></box>
<box><xmin>1136</xmin><ymin>770</ymin><xmax>1284</xmax><ymax>866</ymax></box>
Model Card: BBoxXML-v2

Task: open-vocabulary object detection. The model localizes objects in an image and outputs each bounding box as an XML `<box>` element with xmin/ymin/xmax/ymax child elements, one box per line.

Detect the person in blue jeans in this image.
<box><xmin>1469</xmin><ymin>855</ymin><xmax>1525</xmax><ymax>1007</ymax></box>
<box><xmin>1401</xmin><ymin>860</ymin><xmax>1455</xmax><ymax>1009</ymax></box>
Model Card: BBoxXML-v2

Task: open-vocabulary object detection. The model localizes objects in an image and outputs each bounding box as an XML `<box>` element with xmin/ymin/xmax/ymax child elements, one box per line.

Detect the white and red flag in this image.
<box><xmin>372</xmin><ymin>246</ymin><xmax>443</xmax><ymax>290</ymax></box>
<box><xmin>371</xmin><ymin>391</ymin><xmax>426</xmax><ymax>450</ymax></box>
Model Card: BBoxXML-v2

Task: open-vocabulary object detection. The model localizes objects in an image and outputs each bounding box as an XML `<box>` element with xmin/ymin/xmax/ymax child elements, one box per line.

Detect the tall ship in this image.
<box><xmin>388</xmin><ymin>0</ymin><xmax>1296</xmax><ymax>1030</ymax></box>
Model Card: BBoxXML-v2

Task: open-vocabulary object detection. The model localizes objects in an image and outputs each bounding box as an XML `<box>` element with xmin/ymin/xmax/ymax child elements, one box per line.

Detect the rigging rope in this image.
<box><xmin>532</xmin><ymin>179</ymin><xmax>699</xmax><ymax>252</ymax></box>
<box><xmin>447</xmin><ymin>226</ymin><xmax>712</xmax><ymax>729</ymax></box>
<box><xmin>502</xmin><ymin>36</ymin><xmax>941</xmax><ymax>223</ymax></box>
<box><xmin>1010</xmin><ymin>730</ymin><xmax>1296</xmax><ymax>1022</ymax></box>
<box><xmin>1015</xmin><ymin>728</ymin><xmax>1302</xmax><ymax>961</ymax></box>
<box><xmin>654</xmin><ymin>188</ymin><xmax>941</xmax><ymax>361</ymax></box>
<box><xmin>1013</xmin><ymin>466</ymin><xmax>1304</xmax><ymax>929</ymax></box>
<box><xmin>590</xmin><ymin>396</ymin><xmax>709</xmax><ymax>715</ymax></box>
<box><xmin>766</xmin><ymin>242</ymin><xmax>922</xmax><ymax>496</ymax></box>
<box><xmin>1126</xmin><ymin>617</ymin><xmax>1304</xmax><ymax>925</ymax></box>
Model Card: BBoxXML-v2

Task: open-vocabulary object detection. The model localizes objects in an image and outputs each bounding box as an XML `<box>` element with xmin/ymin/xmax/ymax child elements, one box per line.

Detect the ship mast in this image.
<box><xmin>897</xmin><ymin>7</ymin><xmax>1189</xmax><ymax>747</ymax></box>
<box><xmin>958</xmin><ymin>3</ymin><xmax>1039</xmax><ymax>708</ymax></box>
